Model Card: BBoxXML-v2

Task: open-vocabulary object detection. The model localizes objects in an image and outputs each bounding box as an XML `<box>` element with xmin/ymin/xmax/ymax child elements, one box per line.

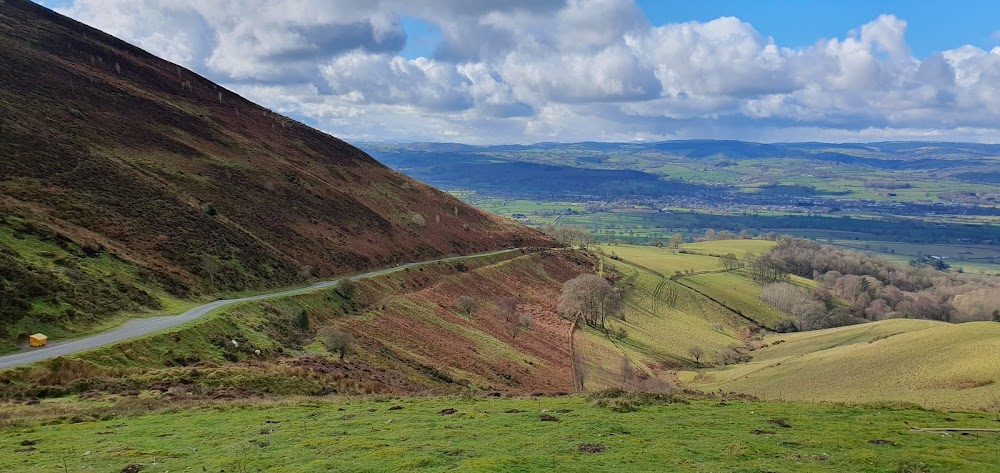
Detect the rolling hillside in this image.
<box><xmin>690</xmin><ymin>319</ymin><xmax>1000</xmax><ymax>409</ymax></box>
<box><xmin>580</xmin><ymin>243</ymin><xmax>1000</xmax><ymax>409</ymax></box>
<box><xmin>575</xmin><ymin>241</ymin><xmax>784</xmax><ymax>388</ymax></box>
<box><xmin>0</xmin><ymin>0</ymin><xmax>551</xmax><ymax>348</ymax></box>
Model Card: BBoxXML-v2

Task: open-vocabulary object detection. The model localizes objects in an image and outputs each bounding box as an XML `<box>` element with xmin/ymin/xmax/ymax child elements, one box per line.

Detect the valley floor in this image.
<box><xmin>2</xmin><ymin>394</ymin><xmax>999</xmax><ymax>472</ymax></box>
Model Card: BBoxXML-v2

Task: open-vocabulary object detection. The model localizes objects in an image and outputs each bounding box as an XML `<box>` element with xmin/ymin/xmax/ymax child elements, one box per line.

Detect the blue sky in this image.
<box><xmin>44</xmin><ymin>0</ymin><xmax>1000</xmax><ymax>143</ymax></box>
<box><xmin>387</xmin><ymin>2</ymin><xmax>1000</xmax><ymax>61</ymax></box>
<box><xmin>637</xmin><ymin>0</ymin><xmax>1000</xmax><ymax>58</ymax></box>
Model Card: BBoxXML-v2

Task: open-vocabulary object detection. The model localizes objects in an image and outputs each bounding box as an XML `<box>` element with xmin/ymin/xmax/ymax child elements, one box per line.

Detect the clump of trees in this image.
<box><xmin>743</xmin><ymin>251</ymin><xmax>789</xmax><ymax>284</ymax></box>
<box><xmin>952</xmin><ymin>289</ymin><xmax>1000</xmax><ymax>322</ymax></box>
<box><xmin>700</xmin><ymin>229</ymin><xmax>754</xmax><ymax>241</ymax></box>
<box><xmin>761</xmin><ymin>282</ymin><xmax>834</xmax><ymax>331</ymax></box>
<box><xmin>714</xmin><ymin>344</ymin><xmax>752</xmax><ymax>365</ymax></box>
<box><xmin>557</xmin><ymin>274</ymin><xmax>623</xmax><ymax>333</ymax></box>
<box><xmin>758</xmin><ymin>237</ymin><xmax>1000</xmax><ymax>330</ymax></box>
<box><xmin>538</xmin><ymin>224</ymin><xmax>594</xmax><ymax>247</ymax></box>
<box><xmin>719</xmin><ymin>253</ymin><xmax>742</xmax><ymax>270</ymax></box>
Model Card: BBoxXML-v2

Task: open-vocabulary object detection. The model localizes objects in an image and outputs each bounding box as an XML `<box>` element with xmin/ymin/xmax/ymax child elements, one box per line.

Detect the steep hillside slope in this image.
<box><xmin>0</xmin><ymin>1</ymin><xmax>551</xmax><ymax>345</ymax></box>
<box><xmin>0</xmin><ymin>249</ymin><xmax>595</xmax><ymax>398</ymax></box>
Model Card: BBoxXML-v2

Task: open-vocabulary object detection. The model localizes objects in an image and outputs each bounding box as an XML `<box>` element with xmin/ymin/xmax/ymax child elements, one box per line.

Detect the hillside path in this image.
<box><xmin>0</xmin><ymin>248</ymin><xmax>521</xmax><ymax>370</ymax></box>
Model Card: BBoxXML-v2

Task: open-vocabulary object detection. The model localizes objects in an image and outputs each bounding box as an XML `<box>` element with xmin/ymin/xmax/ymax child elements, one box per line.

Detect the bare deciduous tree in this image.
<box><xmin>538</xmin><ymin>224</ymin><xmax>594</xmax><ymax>247</ymax></box>
<box><xmin>201</xmin><ymin>255</ymin><xmax>222</xmax><ymax>288</ymax></box>
<box><xmin>557</xmin><ymin>274</ymin><xmax>622</xmax><ymax>332</ymax></box>
<box><xmin>688</xmin><ymin>346</ymin><xmax>705</xmax><ymax>364</ymax></box>
<box><xmin>573</xmin><ymin>351</ymin><xmax>589</xmax><ymax>391</ymax></box>
<box><xmin>621</xmin><ymin>356</ymin><xmax>636</xmax><ymax>386</ymax></box>
<box><xmin>670</xmin><ymin>233</ymin><xmax>684</xmax><ymax>248</ymax></box>
<box><xmin>498</xmin><ymin>297</ymin><xmax>517</xmax><ymax>323</ymax></box>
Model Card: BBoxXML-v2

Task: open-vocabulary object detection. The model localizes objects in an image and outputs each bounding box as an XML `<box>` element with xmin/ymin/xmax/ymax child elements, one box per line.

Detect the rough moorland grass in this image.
<box><xmin>1</xmin><ymin>250</ymin><xmax>579</xmax><ymax>399</ymax></box>
<box><xmin>2</xmin><ymin>395</ymin><xmax>999</xmax><ymax>472</ymax></box>
<box><xmin>693</xmin><ymin>320</ymin><xmax>1000</xmax><ymax>409</ymax></box>
<box><xmin>0</xmin><ymin>220</ymin><xmax>197</xmax><ymax>353</ymax></box>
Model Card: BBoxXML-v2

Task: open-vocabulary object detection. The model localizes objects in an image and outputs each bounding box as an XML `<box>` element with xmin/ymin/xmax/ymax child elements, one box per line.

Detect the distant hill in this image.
<box><xmin>0</xmin><ymin>0</ymin><xmax>551</xmax><ymax>346</ymax></box>
<box><xmin>362</xmin><ymin>139</ymin><xmax>1000</xmax><ymax>198</ymax></box>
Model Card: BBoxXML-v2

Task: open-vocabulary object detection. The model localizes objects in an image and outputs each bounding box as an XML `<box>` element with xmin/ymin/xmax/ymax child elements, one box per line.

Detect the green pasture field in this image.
<box><xmin>3</xmin><ymin>394</ymin><xmax>999</xmax><ymax>472</ymax></box>
<box><xmin>575</xmin><ymin>244</ymin><xmax>789</xmax><ymax>384</ymax></box>
<box><xmin>682</xmin><ymin>239</ymin><xmax>776</xmax><ymax>256</ymax></box>
<box><xmin>594</xmin><ymin>244</ymin><xmax>721</xmax><ymax>274</ymax></box>
<box><xmin>679</xmin><ymin>272</ymin><xmax>794</xmax><ymax>329</ymax></box>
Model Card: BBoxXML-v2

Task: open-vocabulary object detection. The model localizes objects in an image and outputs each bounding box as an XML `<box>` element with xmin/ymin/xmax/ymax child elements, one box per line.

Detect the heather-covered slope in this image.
<box><xmin>0</xmin><ymin>0</ymin><xmax>551</xmax><ymax>346</ymax></box>
<box><xmin>0</xmin><ymin>249</ymin><xmax>595</xmax><ymax>398</ymax></box>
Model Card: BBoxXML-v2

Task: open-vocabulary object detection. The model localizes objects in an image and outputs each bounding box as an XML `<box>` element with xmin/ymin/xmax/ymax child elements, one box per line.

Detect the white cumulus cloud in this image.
<box><xmin>47</xmin><ymin>0</ymin><xmax>1000</xmax><ymax>143</ymax></box>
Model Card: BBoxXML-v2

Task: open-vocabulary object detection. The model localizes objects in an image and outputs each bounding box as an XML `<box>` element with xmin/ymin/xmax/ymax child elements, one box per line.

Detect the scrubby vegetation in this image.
<box><xmin>0</xmin><ymin>249</ymin><xmax>592</xmax><ymax>400</ymax></box>
<box><xmin>0</xmin><ymin>216</ymin><xmax>173</xmax><ymax>352</ymax></box>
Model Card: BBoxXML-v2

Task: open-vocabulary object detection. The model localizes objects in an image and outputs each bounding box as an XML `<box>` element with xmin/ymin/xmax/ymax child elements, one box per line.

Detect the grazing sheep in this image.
<box><xmin>254</xmin><ymin>349</ymin><xmax>261</xmax><ymax>356</ymax></box>
<box><xmin>231</xmin><ymin>339</ymin><xmax>239</xmax><ymax>348</ymax></box>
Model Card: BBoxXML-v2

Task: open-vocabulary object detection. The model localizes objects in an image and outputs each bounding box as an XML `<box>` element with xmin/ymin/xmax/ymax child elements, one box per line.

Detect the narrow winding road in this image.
<box><xmin>0</xmin><ymin>248</ymin><xmax>522</xmax><ymax>370</ymax></box>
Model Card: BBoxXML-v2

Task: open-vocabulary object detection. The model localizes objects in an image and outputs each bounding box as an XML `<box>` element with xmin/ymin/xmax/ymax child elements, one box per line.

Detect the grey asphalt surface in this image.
<box><xmin>0</xmin><ymin>248</ymin><xmax>521</xmax><ymax>370</ymax></box>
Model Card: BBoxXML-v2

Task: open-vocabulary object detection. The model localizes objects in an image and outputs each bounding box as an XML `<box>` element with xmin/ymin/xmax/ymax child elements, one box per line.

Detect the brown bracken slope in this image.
<box><xmin>0</xmin><ymin>0</ymin><xmax>552</xmax><ymax>286</ymax></box>
<box><xmin>0</xmin><ymin>0</ymin><xmax>552</xmax><ymax>344</ymax></box>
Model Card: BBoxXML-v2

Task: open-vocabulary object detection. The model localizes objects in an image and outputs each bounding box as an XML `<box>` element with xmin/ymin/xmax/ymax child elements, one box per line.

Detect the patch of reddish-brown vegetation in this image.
<box><xmin>0</xmin><ymin>0</ymin><xmax>554</xmax><ymax>299</ymax></box>
<box><xmin>330</xmin><ymin>250</ymin><xmax>594</xmax><ymax>394</ymax></box>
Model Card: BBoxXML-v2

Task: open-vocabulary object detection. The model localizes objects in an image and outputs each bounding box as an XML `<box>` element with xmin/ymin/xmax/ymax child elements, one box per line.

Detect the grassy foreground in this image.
<box><xmin>3</xmin><ymin>395</ymin><xmax>1000</xmax><ymax>472</ymax></box>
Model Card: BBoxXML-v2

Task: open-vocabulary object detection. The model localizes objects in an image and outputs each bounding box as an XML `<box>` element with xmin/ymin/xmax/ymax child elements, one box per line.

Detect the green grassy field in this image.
<box><xmin>682</xmin><ymin>239</ymin><xmax>776</xmax><ymax>256</ymax></box>
<box><xmin>3</xmin><ymin>394</ymin><xmax>1000</xmax><ymax>472</ymax></box>
<box><xmin>689</xmin><ymin>320</ymin><xmax>1000</xmax><ymax>409</ymax></box>
<box><xmin>595</xmin><ymin>244</ymin><xmax>723</xmax><ymax>274</ymax></box>
<box><xmin>575</xmin><ymin>243</ymin><xmax>1000</xmax><ymax>411</ymax></box>
<box><xmin>680</xmin><ymin>272</ymin><xmax>791</xmax><ymax>329</ymax></box>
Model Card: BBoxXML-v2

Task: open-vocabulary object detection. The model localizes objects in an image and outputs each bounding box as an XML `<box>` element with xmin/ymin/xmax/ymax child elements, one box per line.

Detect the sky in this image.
<box><xmin>37</xmin><ymin>0</ymin><xmax>1000</xmax><ymax>144</ymax></box>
